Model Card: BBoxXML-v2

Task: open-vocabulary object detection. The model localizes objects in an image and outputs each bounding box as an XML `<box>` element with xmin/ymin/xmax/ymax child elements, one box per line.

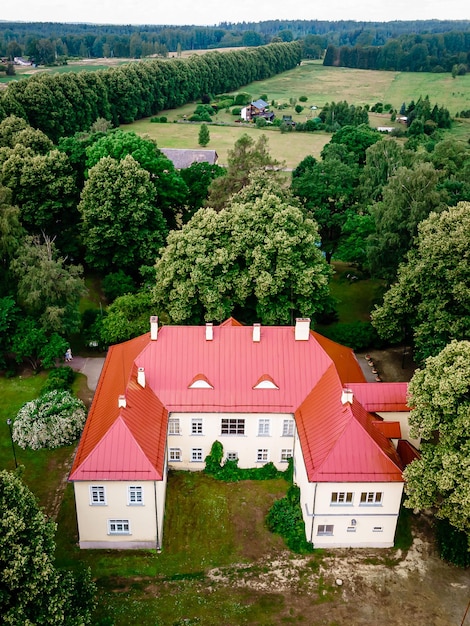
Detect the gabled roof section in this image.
<box><xmin>313</xmin><ymin>333</ymin><xmax>366</xmax><ymax>384</ymax></box>
<box><xmin>347</xmin><ymin>382</ymin><xmax>409</xmax><ymax>412</ymax></box>
<box><xmin>252</xmin><ymin>99</ymin><xmax>269</xmax><ymax>109</ymax></box>
<box><xmin>160</xmin><ymin>148</ymin><xmax>218</xmax><ymax>169</ymax></box>
<box><xmin>372</xmin><ymin>420</ymin><xmax>402</xmax><ymax>439</ymax></box>
<box><xmin>253</xmin><ymin>374</ymin><xmax>279</xmax><ymax>390</ymax></box>
<box><xmin>295</xmin><ymin>366</ymin><xmax>403</xmax><ymax>483</ymax></box>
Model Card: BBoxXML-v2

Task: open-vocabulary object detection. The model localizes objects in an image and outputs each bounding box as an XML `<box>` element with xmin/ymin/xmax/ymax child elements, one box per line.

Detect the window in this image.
<box><xmin>168</xmin><ymin>418</ymin><xmax>180</xmax><ymax>435</ymax></box>
<box><xmin>360</xmin><ymin>492</ymin><xmax>383</xmax><ymax>505</ymax></box>
<box><xmin>372</xmin><ymin>526</ymin><xmax>384</xmax><ymax>532</ymax></box>
<box><xmin>226</xmin><ymin>451</ymin><xmax>238</xmax><ymax>461</ymax></box>
<box><xmin>128</xmin><ymin>486</ymin><xmax>143</xmax><ymax>505</ymax></box>
<box><xmin>282</xmin><ymin>419</ymin><xmax>295</xmax><ymax>437</ymax></box>
<box><xmin>191</xmin><ymin>448</ymin><xmax>203</xmax><ymax>462</ymax></box>
<box><xmin>169</xmin><ymin>448</ymin><xmax>181</xmax><ymax>462</ymax></box>
<box><xmin>191</xmin><ymin>417</ymin><xmax>203</xmax><ymax>435</ymax></box>
<box><xmin>257</xmin><ymin>449</ymin><xmax>269</xmax><ymax>463</ymax></box>
<box><xmin>281</xmin><ymin>449</ymin><xmax>293</xmax><ymax>462</ymax></box>
<box><xmin>331</xmin><ymin>492</ymin><xmax>353</xmax><ymax>505</ymax></box>
<box><xmin>317</xmin><ymin>524</ymin><xmax>334</xmax><ymax>535</ymax></box>
<box><xmin>108</xmin><ymin>519</ymin><xmax>130</xmax><ymax>535</ymax></box>
<box><xmin>90</xmin><ymin>485</ymin><xmax>106</xmax><ymax>505</ymax></box>
<box><xmin>258</xmin><ymin>418</ymin><xmax>270</xmax><ymax>436</ymax></box>
<box><xmin>221</xmin><ymin>418</ymin><xmax>245</xmax><ymax>435</ymax></box>
<box><xmin>347</xmin><ymin>526</ymin><xmax>357</xmax><ymax>533</ymax></box>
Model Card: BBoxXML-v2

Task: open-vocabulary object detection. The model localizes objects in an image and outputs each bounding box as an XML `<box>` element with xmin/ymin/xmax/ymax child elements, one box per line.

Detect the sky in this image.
<box><xmin>1</xmin><ymin>0</ymin><xmax>469</xmax><ymax>27</ymax></box>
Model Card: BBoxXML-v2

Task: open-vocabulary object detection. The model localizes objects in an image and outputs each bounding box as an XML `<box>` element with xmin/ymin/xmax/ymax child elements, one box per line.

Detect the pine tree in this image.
<box><xmin>198</xmin><ymin>123</ymin><xmax>210</xmax><ymax>147</ymax></box>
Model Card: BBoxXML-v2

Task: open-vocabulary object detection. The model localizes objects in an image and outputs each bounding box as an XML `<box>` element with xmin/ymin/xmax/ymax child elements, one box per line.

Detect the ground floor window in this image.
<box><xmin>108</xmin><ymin>519</ymin><xmax>130</xmax><ymax>535</ymax></box>
<box><xmin>280</xmin><ymin>449</ymin><xmax>293</xmax><ymax>462</ymax></box>
<box><xmin>169</xmin><ymin>448</ymin><xmax>181</xmax><ymax>462</ymax></box>
<box><xmin>257</xmin><ymin>449</ymin><xmax>269</xmax><ymax>463</ymax></box>
<box><xmin>191</xmin><ymin>448</ymin><xmax>203</xmax><ymax>462</ymax></box>
<box><xmin>317</xmin><ymin>524</ymin><xmax>334</xmax><ymax>535</ymax></box>
<box><xmin>226</xmin><ymin>451</ymin><xmax>238</xmax><ymax>461</ymax></box>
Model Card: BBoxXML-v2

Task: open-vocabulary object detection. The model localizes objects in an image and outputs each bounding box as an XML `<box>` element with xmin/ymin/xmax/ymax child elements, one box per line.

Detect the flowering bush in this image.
<box><xmin>13</xmin><ymin>390</ymin><xmax>87</xmax><ymax>450</ymax></box>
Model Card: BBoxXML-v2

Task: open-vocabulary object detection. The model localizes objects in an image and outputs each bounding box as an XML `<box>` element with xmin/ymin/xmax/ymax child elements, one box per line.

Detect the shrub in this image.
<box><xmin>320</xmin><ymin>321</ymin><xmax>381</xmax><ymax>351</ymax></box>
<box><xmin>299</xmin><ymin>95</ymin><xmax>308</xmax><ymax>102</ymax></box>
<box><xmin>266</xmin><ymin>485</ymin><xmax>314</xmax><ymax>553</ymax></box>
<box><xmin>204</xmin><ymin>441</ymin><xmax>290</xmax><ymax>482</ymax></box>
<box><xmin>234</xmin><ymin>92</ymin><xmax>251</xmax><ymax>106</ymax></box>
<box><xmin>13</xmin><ymin>390</ymin><xmax>87</xmax><ymax>450</ymax></box>
<box><xmin>436</xmin><ymin>519</ymin><xmax>470</xmax><ymax>567</ymax></box>
<box><xmin>231</xmin><ymin>107</ymin><xmax>242</xmax><ymax>116</ymax></box>
<box><xmin>102</xmin><ymin>270</ymin><xmax>136</xmax><ymax>302</ymax></box>
<box><xmin>42</xmin><ymin>366</ymin><xmax>75</xmax><ymax>395</ymax></box>
<box><xmin>295</xmin><ymin>104</ymin><xmax>304</xmax><ymax>114</ymax></box>
<box><xmin>150</xmin><ymin>116</ymin><xmax>167</xmax><ymax>123</ymax></box>
<box><xmin>255</xmin><ymin>117</ymin><xmax>267</xmax><ymax>128</ymax></box>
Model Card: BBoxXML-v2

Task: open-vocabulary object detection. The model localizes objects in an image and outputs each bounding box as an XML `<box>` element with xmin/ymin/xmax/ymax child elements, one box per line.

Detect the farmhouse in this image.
<box><xmin>241</xmin><ymin>99</ymin><xmax>275</xmax><ymax>122</ymax></box>
<box><xmin>69</xmin><ymin>317</ymin><xmax>413</xmax><ymax>550</ymax></box>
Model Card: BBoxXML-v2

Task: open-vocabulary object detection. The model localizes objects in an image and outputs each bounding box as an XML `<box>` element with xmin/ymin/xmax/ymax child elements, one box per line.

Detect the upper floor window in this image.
<box><xmin>90</xmin><ymin>485</ymin><xmax>106</xmax><ymax>505</ymax></box>
<box><xmin>128</xmin><ymin>486</ymin><xmax>143</xmax><ymax>505</ymax></box>
<box><xmin>191</xmin><ymin>448</ymin><xmax>203</xmax><ymax>462</ymax></box>
<box><xmin>168</xmin><ymin>417</ymin><xmax>180</xmax><ymax>435</ymax></box>
<box><xmin>360</xmin><ymin>491</ymin><xmax>383</xmax><ymax>505</ymax></box>
<box><xmin>221</xmin><ymin>418</ymin><xmax>245</xmax><ymax>435</ymax></box>
<box><xmin>282</xmin><ymin>419</ymin><xmax>295</xmax><ymax>437</ymax></box>
<box><xmin>191</xmin><ymin>417</ymin><xmax>203</xmax><ymax>435</ymax></box>
<box><xmin>258</xmin><ymin>418</ymin><xmax>270</xmax><ymax>436</ymax></box>
<box><xmin>331</xmin><ymin>492</ymin><xmax>353</xmax><ymax>505</ymax></box>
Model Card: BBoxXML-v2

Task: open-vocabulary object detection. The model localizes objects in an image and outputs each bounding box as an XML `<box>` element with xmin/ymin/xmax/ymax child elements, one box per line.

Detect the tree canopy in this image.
<box><xmin>371</xmin><ymin>202</ymin><xmax>470</xmax><ymax>361</ymax></box>
<box><xmin>154</xmin><ymin>174</ymin><xmax>332</xmax><ymax>325</ymax></box>
<box><xmin>403</xmin><ymin>340</ymin><xmax>470</xmax><ymax>547</ymax></box>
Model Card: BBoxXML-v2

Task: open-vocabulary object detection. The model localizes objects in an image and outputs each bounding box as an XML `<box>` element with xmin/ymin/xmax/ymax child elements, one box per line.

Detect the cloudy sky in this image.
<box><xmin>1</xmin><ymin>0</ymin><xmax>469</xmax><ymax>26</ymax></box>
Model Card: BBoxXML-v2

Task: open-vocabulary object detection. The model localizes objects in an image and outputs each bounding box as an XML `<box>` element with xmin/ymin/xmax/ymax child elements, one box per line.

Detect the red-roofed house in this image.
<box><xmin>69</xmin><ymin>318</ymin><xmax>411</xmax><ymax>549</ymax></box>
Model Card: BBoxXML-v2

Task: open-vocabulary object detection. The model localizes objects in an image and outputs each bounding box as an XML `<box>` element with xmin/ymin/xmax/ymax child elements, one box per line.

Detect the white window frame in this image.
<box><xmin>280</xmin><ymin>449</ymin><xmax>293</xmax><ymax>462</ymax></box>
<box><xmin>226</xmin><ymin>451</ymin><xmax>238</xmax><ymax>461</ymax></box>
<box><xmin>331</xmin><ymin>491</ymin><xmax>353</xmax><ymax>505</ymax></box>
<box><xmin>221</xmin><ymin>418</ymin><xmax>245</xmax><ymax>435</ymax></box>
<box><xmin>108</xmin><ymin>519</ymin><xmax>130</xmax><ymax>535</ymax></box>
<box><xmin>168</xmin><ymin>417</ymin><xmax>180</xmax><ymax>435</ymax></box>
<box><xmin>169</xmin><ymin>448</ymin><xmax>181</xmax><ymax>462</ymax></box>
<box><xmin>191</xmin><ymin>448</ymin><xmax>203</xmax><ymax>462</ymax></box>
<box><xmin>128</xmin><ymin>485</ymin><xmax>143</xmax><ymax>505</ymax></box>
<box><xmin>258</xmin><ymin>418</ymin><xmax>270</xmax><ymax>436</ymax></box>
<box><xmin>372</xmin><ymin>526</ymin><xmax>384</xmax><ymax>532</ymax></box>
<box><xmin>191</xmin><ymin>417</ymin><xmax>203</xmax><ymax>435</ymax></box>
<box><xmin>90</xmin><ymin>485</ymin><xmax>106</xmax><ymax>505</ymax></box>
<box><xmin>282</xmin><ymin>419</ymin><xmax>295</xmax><ymax>437</ymax></box>
<box><xmin>317</xmin><ymin>524</ymin><xmax>334</xmax><ymax>536</ymax></box>
<box><xmin>256</xmin><ymin>448</ymin><xmax>269</xmax><ymax>463</ymax></box>
<box><xmin>360</xmin><ymin>491</ymin><xmax>383</xmax><ymax>505</ymax></box>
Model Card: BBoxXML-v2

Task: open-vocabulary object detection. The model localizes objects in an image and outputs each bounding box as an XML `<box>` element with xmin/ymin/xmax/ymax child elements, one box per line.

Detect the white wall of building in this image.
<box><xmin>74</xmin><ymin>480</ymin><xmax>164</xmax><ymax>549</ymax></box>
<box><xmin>167</xmin><ymin>411</ymin><xmax>296</xmax><ymax>471</ymax></box>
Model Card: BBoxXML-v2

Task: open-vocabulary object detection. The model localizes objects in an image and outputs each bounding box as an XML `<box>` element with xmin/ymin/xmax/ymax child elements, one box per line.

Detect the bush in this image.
<box><xmin>231</xmin><ymin>107</ymin><xmax>242</xmax><ymax>116</ymax></box>
<box><xmin>255</xmin><ymin>117</ymin><xmax>267</xmax><ymax>128</ymax></box>
<box><xmin>42</xmin><ymin>366</ymin><xmax>75</xmax><ymax>394</ymax></box>
<box><xmin>320</xmin><ymin>321</ymin><xmax>381</xmax><ymax>351</ymax></box>
<box><xmin>102</xmin><ymin>270</ymin><xmax>136</xmax><ymax>302</ymax></box>
<box><xmin>204</xmin><ymin>441</ymin><xmax>290</xmax><ymax>482</ymax></box>
<box><xmin>150</xmin><ymin>116</ymin><xmax>167</xmax><ymax>123</ymax></box>
<box><xmin>13</xmin><ymin>390</ymin><xmax>87</xmax><ymax>450</ymax></box>
<box><xmin>295</xmin><ymin>104</ymin><xmax>304</xmax><ymax>114</ymax></box>
<box><xmin>299</xmin><ymin>95</ymin><xmax>308</xmax><ymax>102</ymax></box>
<box><xmin>436</xmin><ymin>519</ymin><xmax>470</xmax><ymax>567</ymax></box>
<box><xmin>266</xmin><ymin>485</ymin><xmax>314</xmax><ymax>553</ymax></box>
<box><xmin>234</xmin><ymin>92</ymin><xmax>251</xmax><ymax>106</ymax></box>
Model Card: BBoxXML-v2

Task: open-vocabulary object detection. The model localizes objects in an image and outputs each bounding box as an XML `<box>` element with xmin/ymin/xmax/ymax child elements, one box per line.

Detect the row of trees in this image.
<box><xmin>1</xmin><ymin>19</ymin><xmax>469</xmax><ymax>60</ymax></box>
<box><xmin>0</xmin><ymin>42</ymin><xmax>302</xmax><ymax>141</ymax></box>
<box><xmin>324</xmin><ymin>30</ymin><xmax>470</xmax><ymax>73</ymax></box>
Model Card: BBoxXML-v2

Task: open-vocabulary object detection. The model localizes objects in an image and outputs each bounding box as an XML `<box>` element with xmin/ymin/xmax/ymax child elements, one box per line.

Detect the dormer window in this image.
<box><xmin>253</xmin><ymin>374</ymin><xmax>279</xmax><ymax>390</ymax></box>
<box><xmin>188</xmin><ymin>374</ymin><xmax>213</xmax><ymax>389</ymax></box>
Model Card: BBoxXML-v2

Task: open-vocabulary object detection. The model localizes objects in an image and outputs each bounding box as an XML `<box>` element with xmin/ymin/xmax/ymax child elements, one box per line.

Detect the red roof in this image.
<box><xmin>347</xmin><ymin>382</ymin><xmax>409</xmax><ymax>412</ymax></box>
<box><xmin>372</xmin><ymin>420</ymin><xmax>402</xmax><ymax>439</ymax></box>
<box><xmin>70</xmin><ymin>320</ymin><xmax>405</xmax><ymax>484</ymax></box>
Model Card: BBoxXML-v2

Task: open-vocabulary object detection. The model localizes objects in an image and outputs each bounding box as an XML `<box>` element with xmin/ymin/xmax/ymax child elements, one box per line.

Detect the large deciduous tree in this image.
<box><xmin>79</xmin><ymin>154</ymin><xmax>167</xmax><ymax>275</ymax></box>
<box><xmin>0</xmin><ymin>469</ymin><xmax>96</xmax><ymax>625</ymax></box>
<box><xmin>371</xmin><ymin>202</ymin><xmax>470</xmax><ymax>361</ymax></box>
<box><xmin>403</xmin><ymin>341</ymin><xmax>470</xmax><ymax>547</ymax></box>
<box><xmin>154</xmin><ymin>174</ymin><xmax>331</xmax><ymax>325</ymax></box>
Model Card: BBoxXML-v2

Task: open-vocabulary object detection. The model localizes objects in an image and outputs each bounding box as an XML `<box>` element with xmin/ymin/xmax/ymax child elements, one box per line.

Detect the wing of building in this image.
<box><xmin>69</xmin><ymin>317</ymin><xmax>414</xmax><ymax>549</ymax></box>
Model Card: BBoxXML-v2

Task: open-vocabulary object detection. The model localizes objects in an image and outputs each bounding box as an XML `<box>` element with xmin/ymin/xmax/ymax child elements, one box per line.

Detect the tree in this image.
<box><xmin>371</xmin><ymin>202</ymin><xmax>470</xmax><ymax>362</ymax></box>
<box><xmin>179</xmin><ymin>161</ymin><xmax>225</xmax><ymax>223</ymax></box>
<box><xmin>207</xmin><ymin>134</ymin><xmax>282</xmax><ymax>211</ymax></box>
<box><xmin>0</xmin><ymin>469</ymin><xmax>96</xmax><ymax>624</ymax></box>
<box><xmin>367</xmin><ymin>161</ymin><xmax>448</xmax><ymax>281</ymax></box>
<box><xmin>11</xmin><ymin>318</ymin><xmax>68</xmax><ymax>370</ymax></box>
<box><xmin>79</xmin><ymin>154</ymin><xmax>167</xmax><ymax>275</ymax></box>
<box><xmin>11</xmin><ymin>235</ymin><xmax>85</xmax><ymax>336</ymax></box>
<box><xmin>99</xmin><ymin>289</ymin><xmax>160</xmax><ymax>345</ymax></box>
<box><xmin>327</xmin><ymin>124</ymin><xmax>381</xmax><ymax>166</ymax></box>
<box><xmin>403</xmin><ymin>341</ymin><xmax>470</xmax><ymax>547</ymax></box>
<box><xmin>154</xmin><ymin>174</ymin><xmax>332</xmax><ymax>325</ymax></box>
<box><xmin>198</xmin><ymin>123</ymin><xmax>210</xmax><ymax>147</ymax></box>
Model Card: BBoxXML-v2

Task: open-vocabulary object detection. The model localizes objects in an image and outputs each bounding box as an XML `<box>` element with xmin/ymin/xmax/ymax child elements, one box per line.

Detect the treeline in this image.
<box><xmin>0</xmin><ymin>42</ymin><xmax>302</xmax><ymax>142</ymax></box>
<box><xmin>1</xmin><ymin>20</ymin><xmax>470</xmax><ymax>63</ymax></box>
<box><xmin>324</xmin><ymin>30</ymin><xmax>470</xmax><ymax>72</ymax></box>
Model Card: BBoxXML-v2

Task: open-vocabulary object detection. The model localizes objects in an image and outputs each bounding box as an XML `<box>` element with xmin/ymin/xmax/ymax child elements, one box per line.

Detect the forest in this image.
<box><xmin>1</xmin><ymin>19</ymin><xmax>470</xmax><ymax>62</ymax></box>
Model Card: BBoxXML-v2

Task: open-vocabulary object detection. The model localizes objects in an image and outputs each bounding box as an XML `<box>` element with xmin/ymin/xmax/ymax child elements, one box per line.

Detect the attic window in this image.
<box><xmin>188</xmin><ymin>374</ymin><xmax>213</xmax><ymax>389</ymax></box>
<box><xmin>253</xmin><ymin>375</ymin><xmax>279</xmax><ymax>390</ymax></box>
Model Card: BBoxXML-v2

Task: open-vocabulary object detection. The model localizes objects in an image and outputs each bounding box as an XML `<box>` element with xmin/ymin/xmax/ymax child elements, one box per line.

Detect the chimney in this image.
<box><xmin>295</xmin><ymin>318</ymin><xmax>311</xmax><ymax>341</ymax></box>
<box><xmin>205</xmin><ymin>323</ymin><xmax>213</xmax><ymax>341</ymax></box>
<box><xmin>253</xmin><ymin>323</ymin><xmax>261</xmax><ymax>342</ymax></box>
<box><xmin>341</xmin><ymin>389</ymin><xmax>354</xmax><ymax>405</ymax></box>
<box><xmin>118</xmin><ymin>394</ymin><xmax>127</xmax><ymax>408</ymax></box>
<box><xmin>137</xmin><ymin>367</ymin><xmax>146</xmax><ymax>388</ymax></box>
<box><xmin>150</xmin><ymin>316</ymin><xmax>158</xmax><ymax>340</ymax></box>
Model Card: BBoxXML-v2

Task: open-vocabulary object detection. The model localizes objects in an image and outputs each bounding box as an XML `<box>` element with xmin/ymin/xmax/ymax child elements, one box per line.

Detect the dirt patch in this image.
<box><xmin>357</xmin><ymin>345</ymin><xmax>417</xmax><ymax>383</ymax></box>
